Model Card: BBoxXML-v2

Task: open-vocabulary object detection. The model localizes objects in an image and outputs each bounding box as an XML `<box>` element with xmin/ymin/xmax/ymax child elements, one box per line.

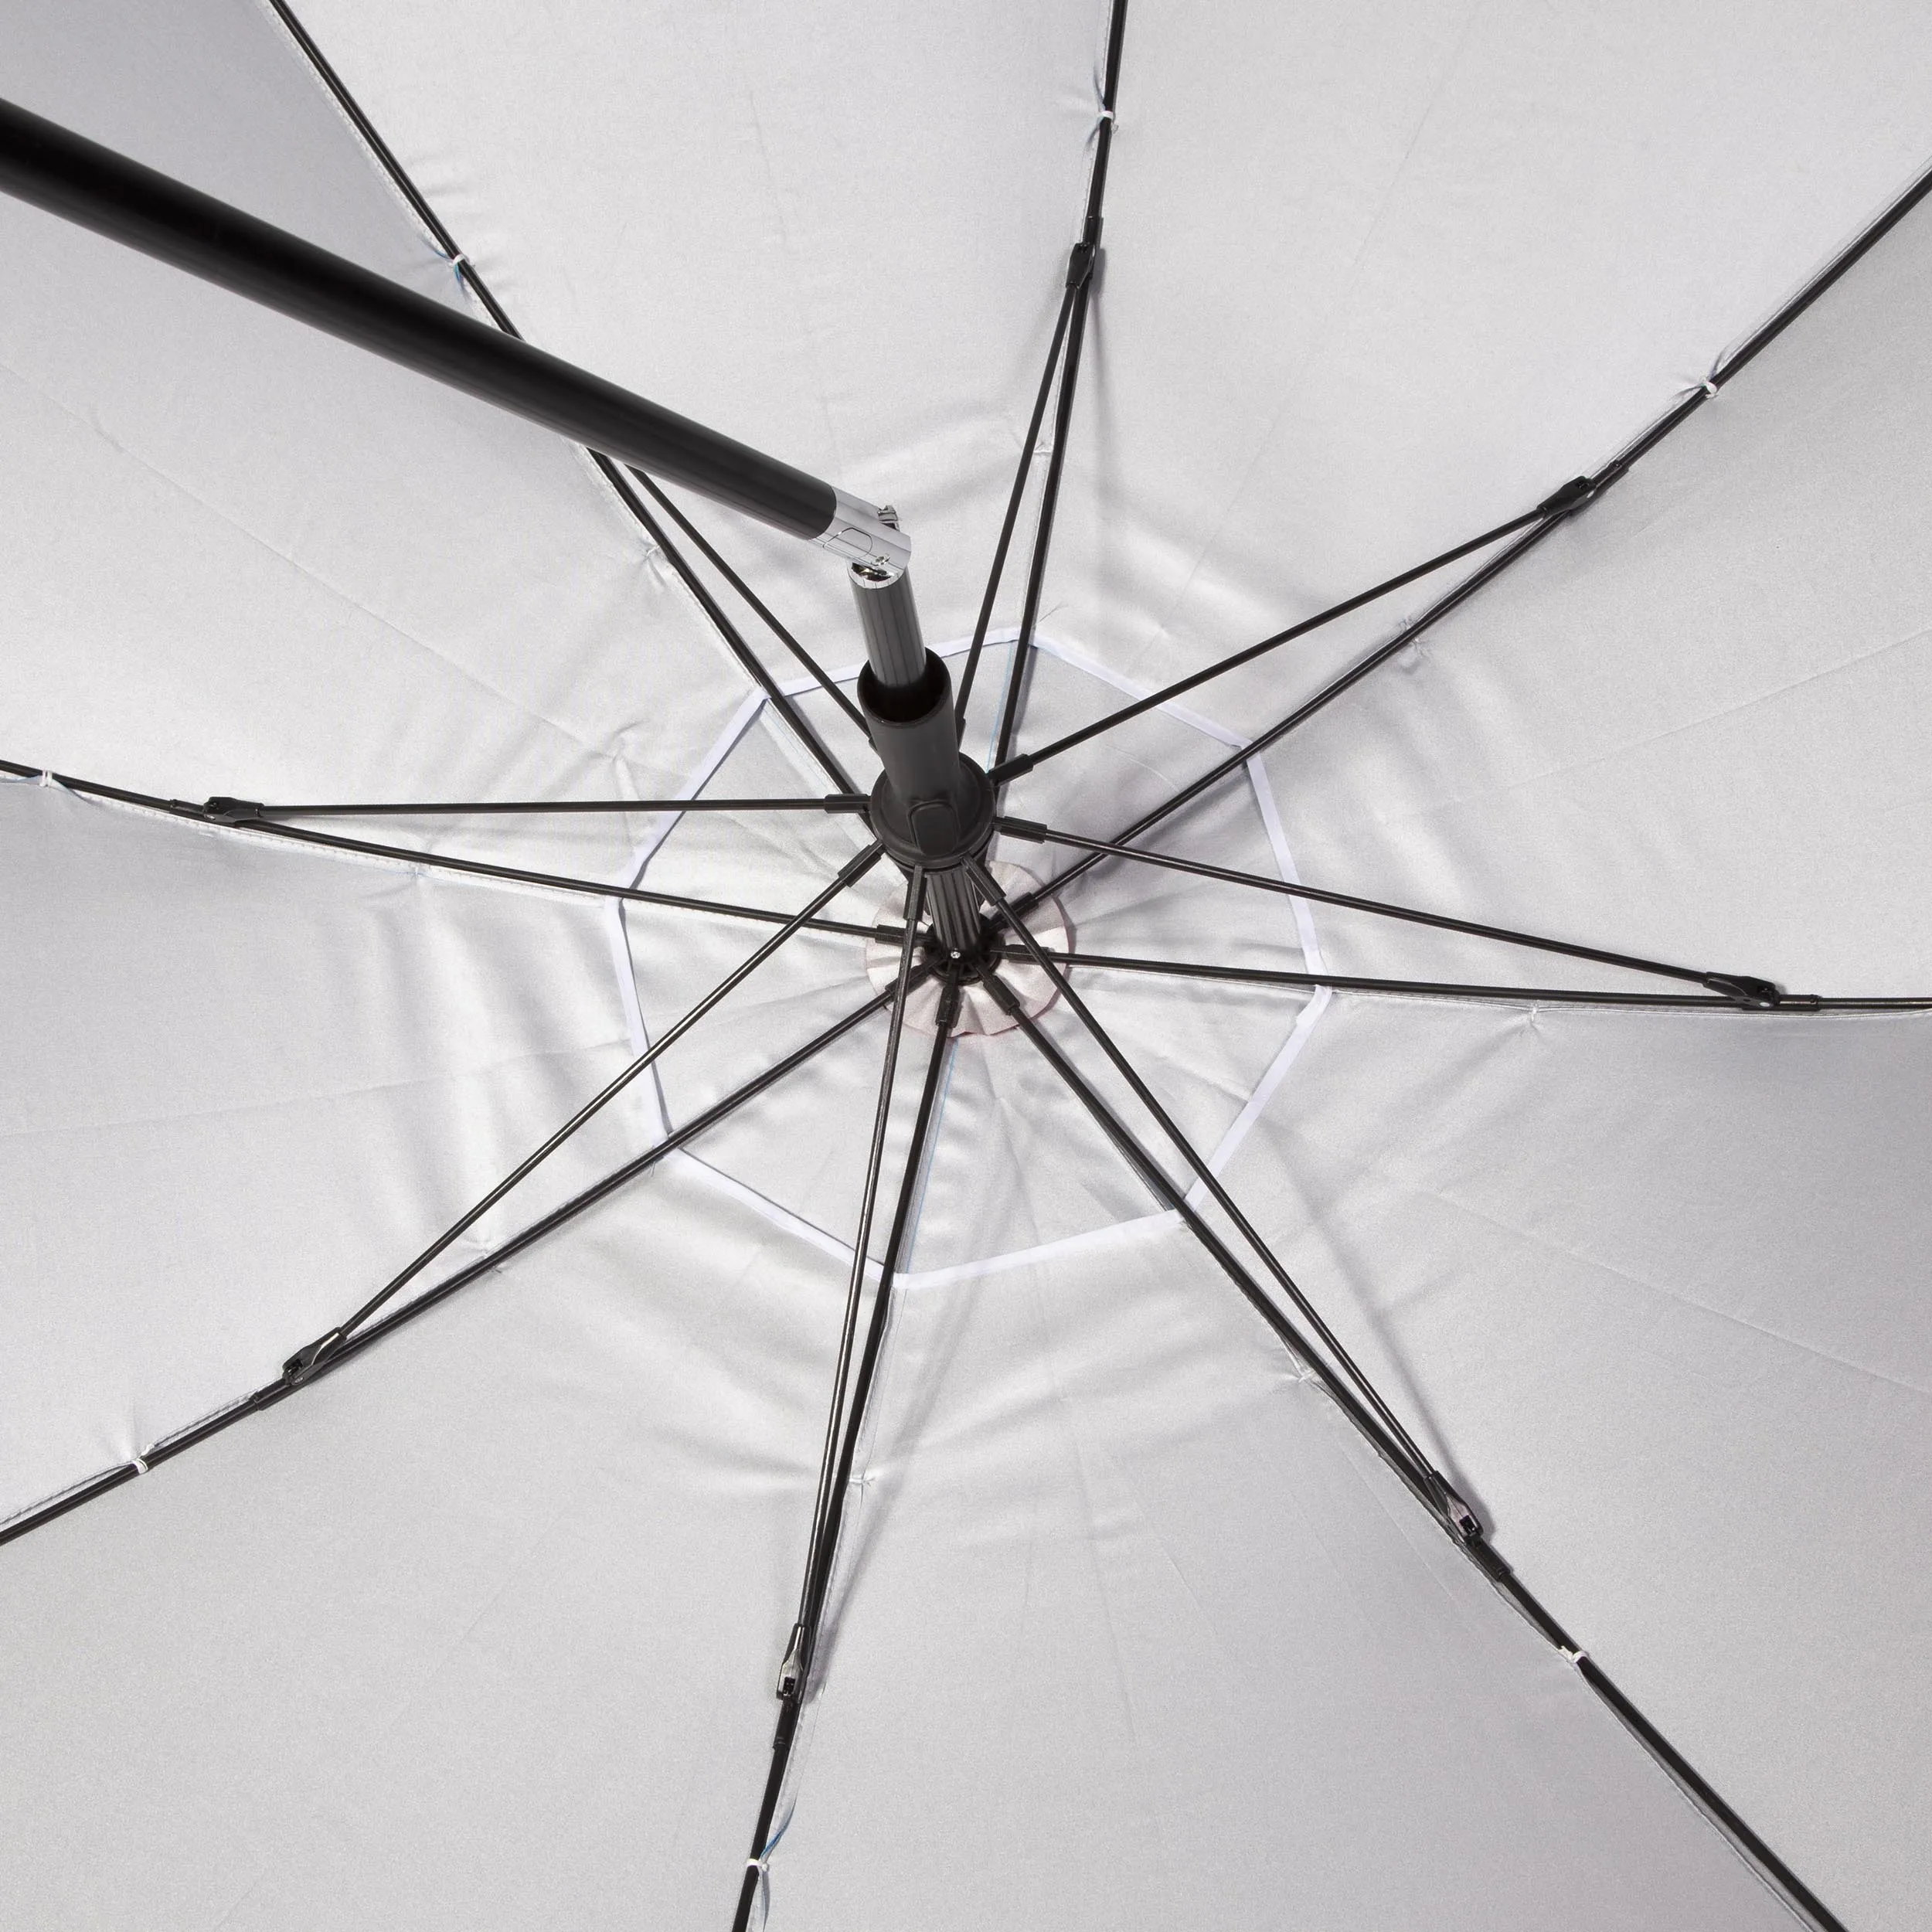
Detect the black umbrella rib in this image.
<box><xmin>1464</xmin><ymin>1549</ymin><xmax>1851</xmax><ymax>1932</ymax></box>
<box><xmin>973</xmin><ymin>862</ymin><xmax>1475</xmax><ymax>1529</ymax></box>
<box><xmin>281</xmin><ymin>843</ymin><xmax>885</xmax><ymax>1379</ymax></box>
<box><xmin>990</xmin><ymin>277</ymin><xmax>1093</xmax><ymax>772</ymax></box>
<box><xmin>985</xmin><ymin>962</ymin><xmax>1849</xmax><ymax>1932</ymax></box>
<box><xmin>953</xmin><ymin>285</ymin><xmax>1077</xmax><ymax>726</ymax></box>
<box><xmin>183</xmin><ymin>798</ymin><xmax>884</xmax><ymax>943</ymax></box>
<box><xmin>1000</xmin><ymin>818</ymin><xmax>1785</xmax><ymax>1003</ymax></box>
<box><xmin>264</xmin><ymin>1</ymin><xmax>474</xmax><ymax>291</ymax></box>
<box><xmin>988</xmin><ymin>0</ymin><xmax>1131</xmax><ymax>774</ymax></box>
<box><xmin>991</xmin><ymin>493</ymin><xmax>1561</xmax><ymax>781</ymax></box>
<box><xmin>794</xmin><ymin>872</ymin><xmax>926</xmax><ymax>1631</ymax></box>
<box><xmin>796</xmin><ymin>984</ymin><xmax>957</xmax><ymax>1678</ymax></box>
<box><xmin>0</xmin><ymin>974</ymin><xmax>917</xmax><ymax>1553</ymax></box>
<box><xmin>732</xmin><ymin>937</ymin><xmax>960</xmax><ymax>1932</ymax></box>
<box><xmin>625</xmin><ymin>468</ymin><xmax>869</xmax><ymax>736</ymax></box>
<box><xmin>262</xmin><ymin>1</ymin><xmax>861</xmax><ymax>794</ymax></box>
<box><xmin>7</xmin><ymin>766</ymin><xmax>1912</xmax><ymax>1016</ymax></box>
<box><xmin>5</xmin><ymin>758</ymin><xmax>886</xmax><ymax>937</ymax></box>
<box><xmin>993</xmin><ymin>945</ymin><xmax>1932</xmax><ymax>1011</ymax></box>
<box><xmin>240</xmin><ymin>795</ymin><xmax>866</xmax><ymax>818</ymax></box>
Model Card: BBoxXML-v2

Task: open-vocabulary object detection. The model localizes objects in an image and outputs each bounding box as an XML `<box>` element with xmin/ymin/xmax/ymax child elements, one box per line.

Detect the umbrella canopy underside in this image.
<box><xmin>3</xmin><ymin>3</ymin><xmax>1929</xmax><ymax>1928</ymax></box>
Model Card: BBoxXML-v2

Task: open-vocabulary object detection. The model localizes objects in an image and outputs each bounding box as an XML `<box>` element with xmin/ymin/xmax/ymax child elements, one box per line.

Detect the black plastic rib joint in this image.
<box><xmin>1435</xmin><ymin>1480</ymin><xmax>1485</xmax><ymax>1544</ymax></box>
<box><xmin>1701</xmin><ymin>973</ymin><xmax>1785</xmax><ymax>1009</ymax></box>
<box><xmin>775</xmin><ymin>1621</ymin><xmax>806</xmax><ymax>1701</ymax></box>
<box><xmin>282</xmin><ymin>1328</ymin><xmax>345</xmax><ymax>1384</ymax></box>
<box><xmin>1066</xmin><ymin>210</ymin><xmax>1105</xmax><ymax>288</ymax></box>
<box><xmin>196</xmin><ymin>796</ymin><xmax>264</xmax><ymax>825</ymax></box>
<box><xmin>1535</xmin><ymin>474</ymin><xmax>1595</xmax><ymax>519</ymax></box>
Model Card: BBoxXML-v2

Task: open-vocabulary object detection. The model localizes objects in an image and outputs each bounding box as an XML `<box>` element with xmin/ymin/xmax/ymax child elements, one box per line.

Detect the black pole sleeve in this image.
<box><xmin>0</xmin><ymin>96</ymin><xmax>838</xmax><ymax>543</ymax></box>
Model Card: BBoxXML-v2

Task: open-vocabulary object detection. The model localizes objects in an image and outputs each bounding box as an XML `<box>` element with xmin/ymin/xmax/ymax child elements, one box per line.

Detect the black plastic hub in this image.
<box><xmin>853</xmin><ymin>634</ymin><xmax>995</xmax><ymax>954</ymax></box>
<box><xmin>866</xmin><ymin>757</ymin><xmax>995</xmax><ymax>874</ymax></box>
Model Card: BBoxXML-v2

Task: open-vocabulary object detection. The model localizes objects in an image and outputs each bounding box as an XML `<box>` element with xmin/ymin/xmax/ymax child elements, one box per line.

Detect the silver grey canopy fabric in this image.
<box><xmin>2</xmin><ymin>2</ymin><xmax>1929</xmax><ymax>1928</ymax></box>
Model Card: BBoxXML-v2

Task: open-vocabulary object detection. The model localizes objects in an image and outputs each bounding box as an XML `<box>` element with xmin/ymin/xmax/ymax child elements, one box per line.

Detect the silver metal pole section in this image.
<box><xmin>0</xmin><ymin>96</ymin><xmax>909</xmax><ymax>575</ymax></box>
<box><xmin>825</xmin><ymin>490</ymin><xmax>911</xmax><ymax>576</ymax></box>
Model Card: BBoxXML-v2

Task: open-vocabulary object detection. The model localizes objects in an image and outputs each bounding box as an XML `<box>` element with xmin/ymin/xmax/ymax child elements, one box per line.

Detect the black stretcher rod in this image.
<box><xmin>0</xmin><ymin>96</ymin><xmax>908</xmax><ymax>574</ymax></box>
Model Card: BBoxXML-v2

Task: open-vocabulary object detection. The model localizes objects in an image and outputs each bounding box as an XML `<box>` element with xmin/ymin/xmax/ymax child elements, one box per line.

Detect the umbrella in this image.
<box><xmin>2</xmin><ymin>1</ymin><xmax>1928</xmax><ymax>1926</ymax></box>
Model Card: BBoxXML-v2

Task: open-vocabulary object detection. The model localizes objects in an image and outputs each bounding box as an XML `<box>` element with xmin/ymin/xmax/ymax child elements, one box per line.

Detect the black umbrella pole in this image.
<box><xmin>850</xmin><ymin>562</ymin><xmax>994</xmax><ymax>955</ymax></box>
<box><xmin>0</xmin><ymin>96</ymin><xmax>906</xmax><ymax>573</ymax></box>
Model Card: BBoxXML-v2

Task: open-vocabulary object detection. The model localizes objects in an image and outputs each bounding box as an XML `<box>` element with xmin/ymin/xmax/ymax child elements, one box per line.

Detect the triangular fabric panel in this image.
<box><xmin>1227</xmin><ymin>994</ymin><xmax>1932</xmax><ymax>1926</ymax></box>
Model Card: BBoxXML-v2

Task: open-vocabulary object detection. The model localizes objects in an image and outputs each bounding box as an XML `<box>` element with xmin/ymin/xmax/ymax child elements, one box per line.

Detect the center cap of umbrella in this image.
<box><xmin>862</xmin><ymin>863</ymin><xmax>1071</xmax><ymax>1035</ymax></box>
